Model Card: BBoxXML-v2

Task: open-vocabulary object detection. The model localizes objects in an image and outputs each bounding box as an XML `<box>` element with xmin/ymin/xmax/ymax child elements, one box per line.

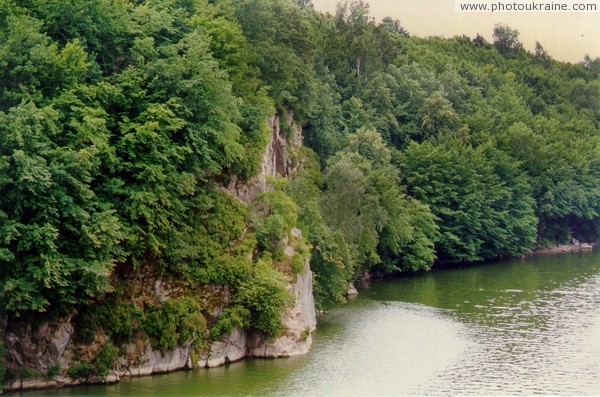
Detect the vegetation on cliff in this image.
<box><xmin>1</xmin><ymin>0</ymin><xmax>600</xmax><ymax>381</ymax></box>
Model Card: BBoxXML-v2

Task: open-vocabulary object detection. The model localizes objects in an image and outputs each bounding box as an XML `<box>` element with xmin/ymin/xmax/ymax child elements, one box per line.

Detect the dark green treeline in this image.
<box><xmin>1</xmin><ymin>0</ymin><xmax>599</xmax><ymax>380</ymax></box>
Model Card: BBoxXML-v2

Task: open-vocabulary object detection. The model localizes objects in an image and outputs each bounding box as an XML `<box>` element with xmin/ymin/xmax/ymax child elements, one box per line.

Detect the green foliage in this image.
<box><xmin>291</xmin><ymin>253</ymin><xmax>305</xmax><ymax>275</ymax></box>
<box><xmin>379</xmin><ymin>197</ymin><xmax>439</xmax><ymax>273</ymax></box>
<box><xmin>286</xmin><ymin>151</ymin><xmax>355</xmax><ymax>308</ymax></box>
<box><xmin>0</xmin><ymin>0</ymin><xmax>275</xmax><ymax>319</ymax></box>
<box><xmin>493</xmin><ymin>24</ymin><xmax>524</xmax><ymax>56</ymax></box>
<box><xmin>322</xmin><ymin>129</ymin><xmax>437</xmax><ymax>273</ymax></box>
<box><xmin>184</xmin><ymin>190</ymin><xmax>255</xmax><ymax>285</ymax></box>
<box><xmin>46</xmin><ymin>364</ymin><xmax>60</xmax><ymax>379</ymax></box>
<box><xmin>1</xmin><ymin>0</ymin><xmax>598</xmax><ymax>349</ymax></box>
<box><xmin>305</xmin><ymin>3</ymin><xmax>599</xmax><ymax>262</ymax></box>
<box><xmin>142</xmin><ymin>297</ymin><xmax>206</xmax><ymax>351</ymax></box>
<box><xmin>210</xmin><ymin>306</ymin><xmax>251</xmax><ymax>340</ymax></box>
<box><xmin>61</xmin><ymin>345</ymin><xmax>117</xmax><ymax>379</ymax></box>
<box><xmin>73</xmin><ymin>295</ymin><xmax>143</xmax><ymax>344</ymax></box>
<box><xmin>309</xmin><ymin>225</ymin><xmax>356</xmax><ymax>309</ymax></box>
<box><xmin>254</xmin><ymin>214</ymin><xmax>286</xmax><ymax>254</ymax></box>
<box><xmin>402</xmin><ymin>139</ymin><xmax>537</xmax><ymax>263</ymax></box>
<box><xmin>74</xmin><ymin>294</ymin><xmax>208</xmax><ymax>354</ymax></box>
<box><xmin>253</xmin><ymin>179</ymin><xmax>299</xmax><ymax>254</ymax></box>
<box><xmin>19</xmin><ymin>366</ymin><xmax>41</xmax><ymax>379</ymax></box>
<box><xmin>92</xmin><ymin>343</ymin><xmax>118</xmax><ymax>377</ymax></box>
<box><xmin>0</xmin><ymin>100</ymin><xmax>122</xmax><ymax>316</ymax></box>
<box><xmin>234</xmin><ymin>259</ymin><xmax>291</xmax><ymax>339</ymax></box>
<box><xmin>301</xmin><ymin>327</ymin><xmax>311</xmax><ymax>341</ymax></box>
<box><xmin>67</xmin><ymin>362</ymin><xmax>93</xmax><ymax>379</ymax></box>
<box><xmin>232</xmin><ymin>0</ymin><xmax>320</xmax><ymax>122</ymax></box>
<box><xmin>322</xmin><ymin>151</ymin><xmax>382</xmax><ymax>268</ymax></box>
<box><xmin>333</xmin><ymin>0</ymin><xmax>393</xmax><ymax>81</ymax></box>
<box><xmin>25</xmin><ymin>0</ymin><xmax>135</xmax><ymax>76</ymax></box>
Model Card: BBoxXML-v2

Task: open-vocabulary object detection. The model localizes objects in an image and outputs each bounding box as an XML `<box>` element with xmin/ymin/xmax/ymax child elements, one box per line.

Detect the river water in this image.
<box><xmin>22</xmin><ymin>251</ymin><xmax>600</xmax><ymax>396</ymax></box>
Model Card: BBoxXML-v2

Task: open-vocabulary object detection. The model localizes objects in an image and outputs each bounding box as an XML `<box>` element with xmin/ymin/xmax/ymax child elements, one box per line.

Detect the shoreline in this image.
<box><xmin>526</xmin><ymin>242</ymin><xmax>596</xmax><ymax>257</ymax></box>
<box><xmin>3</xmin><ymin>242</ymin><xmax>597</xmax><ymax>395</ymax></box>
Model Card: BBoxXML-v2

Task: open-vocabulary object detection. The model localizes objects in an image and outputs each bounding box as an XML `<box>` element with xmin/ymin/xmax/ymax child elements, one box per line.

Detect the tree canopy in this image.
<box><xmin>1</xmin><ymin>0</ymin><xmax>599</xmax><ymax>358</ymax></box>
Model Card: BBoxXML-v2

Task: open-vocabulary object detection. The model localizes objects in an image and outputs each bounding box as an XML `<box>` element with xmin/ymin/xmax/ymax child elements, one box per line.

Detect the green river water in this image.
<box><xmin>19</xmin><ymin>251</ymin><xmax>600</xmax><ymax>396</ymax></box>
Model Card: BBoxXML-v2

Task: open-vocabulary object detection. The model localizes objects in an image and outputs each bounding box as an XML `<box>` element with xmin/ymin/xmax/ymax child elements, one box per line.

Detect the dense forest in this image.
<box><xmin>1</xmin><ymin>0</ymin><xmax>599</xmax><ymax>384</ymax></box>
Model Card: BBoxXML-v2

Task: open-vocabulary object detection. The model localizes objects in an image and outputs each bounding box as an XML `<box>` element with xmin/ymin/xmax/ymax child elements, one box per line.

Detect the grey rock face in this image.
<box><xmin>5</xmin><ymin>317</ymin><xmax>73</xmax><ymax>371</ymax></box>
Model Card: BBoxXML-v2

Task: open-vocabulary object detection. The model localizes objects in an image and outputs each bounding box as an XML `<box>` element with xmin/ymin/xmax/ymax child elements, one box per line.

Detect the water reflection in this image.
<box><xmin>276</xmin><ymin>302</ymin><xmax>468</xmax><ymax>396</ymax></box>
<box><xmin>364</xmin><ymin>252</ymin><xmax>600</xmax><ymax>395</ymax></box>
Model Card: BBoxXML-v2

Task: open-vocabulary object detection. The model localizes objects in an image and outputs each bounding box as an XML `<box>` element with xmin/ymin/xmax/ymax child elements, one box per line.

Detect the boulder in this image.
<box><xmin>5</xmin><ymin>317</ymin><xmax>73</xmax><ymax>371</ymax></box>
<box><xmin>202</xmin><ymin>329</ymin><xmax>248</xmax><ymax>368</ymax></box>
<box><xmin>4</xmin><ymin>373</ymin><xmax>119</xmax><ymax>392</ymax></box>
<box><xmin>346</xmin><ymin>283</ymin><xmax>359</xmax><ymax>296</ymax></box>
<box><xmin>117</xmin><ymin>342</ymin><xmax>191</xmax><ymax>377</ymax></box>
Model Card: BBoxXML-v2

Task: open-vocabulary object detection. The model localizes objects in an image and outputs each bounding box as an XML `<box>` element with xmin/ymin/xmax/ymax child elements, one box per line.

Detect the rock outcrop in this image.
<box><xmin>216</xmin><ymin>113</ymin><xmax>317</xmax><ymax>360</ymax></box>
<box><xmin>2</xmin><ymin>112</ymin><xmax>318</xmax><ymax>392</ymax></box>
<box><xmin>117</xmin><ymin>342</ymin><xmax>193</xmax><ymax>377</ymax></box>
<box><xmin>4</xmin><ymin>374</ymin><xmax>119</xmax><ymax>393</ymax></box>
<box><xmin>249</xmin><ymin>255</ymin><xmax>316</xmax><ymax>358</ymax></box>
<box><xmin>226</xmin><ymin>112</ymin><xmax>303</xmax><ymax>203</ymax></box>
<box><xmin>4</xmin><ymin>317</ymin><xmax>73</xmax><ymax>372</ymax></box>
<box><xmin>2</xmin><ymin>316</ymin><xmax>122</xmax><ymax>392</ymax></box>
<box><xmin>346</xmin><ymin>283</ymin><xmax>359</xmax><ymax>297</ymax></box>
<box><xmin>527</xmin><ymin>241</ymin><xmax>596</xmax><ymax>256</ymax></box>
<box><xmin>3</xmin><ymin>244</ymin><xmax>316</xmax><ymax>392</ymax></box>
<box><xmin>202</xmin><ymin>328</ymin><xmax>248</xmax><ymax>368</ymax></box>
<box><xmin>199</xmin><ymin>246</ymin><xmax>317</xmax><ymax>367</ymax></box>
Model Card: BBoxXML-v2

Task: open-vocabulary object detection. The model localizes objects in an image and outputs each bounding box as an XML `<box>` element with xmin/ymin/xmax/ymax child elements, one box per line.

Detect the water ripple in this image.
<box><xmin>418</xmin><ymin>268</ymin><xmax>600</xmax><ymax>395</ymax></box>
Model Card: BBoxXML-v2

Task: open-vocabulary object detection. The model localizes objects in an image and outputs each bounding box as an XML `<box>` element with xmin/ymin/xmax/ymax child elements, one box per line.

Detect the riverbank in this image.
<box><xmin>527</xmin><ymin>241</ymin><xmax>596</xmax><ymax>256</ymax></box>
<box><xmin>1</xmin><ymin>253</ymin><xmax>316</xmax><ymax>395</ymax></box>
<box><xmin>3</xmin><ymin>243</ymin><xmax>597</xmax><ymax>395</ymax></box>
<box><xmin>12</xmin><ymin>251</ymin><xmax>600</xmax><ymax>396</ymax></box>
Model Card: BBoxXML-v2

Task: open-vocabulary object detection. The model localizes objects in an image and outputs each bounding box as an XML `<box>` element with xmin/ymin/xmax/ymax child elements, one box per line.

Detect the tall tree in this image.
<box><xmin>493</xmin><ymin>24</ymin><xmax>523</xmax><ymax>56</ymax></box>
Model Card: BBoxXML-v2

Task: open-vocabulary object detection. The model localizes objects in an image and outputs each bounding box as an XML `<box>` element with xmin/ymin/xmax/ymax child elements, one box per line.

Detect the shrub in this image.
<box><xmin>301</xmin><ymin>327</ymin><xmax>311</xmax><ymax>341</ymax></box>
<box><xmin>67</xmin><ymin>343</ymin><xmax>118</xmax><ymax>379</ymax></box>
<box><xmin>254</xmin><ymin>214</ymin><xmax>285</xmax><ymax>253</ymax></box>
<box><xmin>93</xmin><ymin>343</ymin><xmax>118</xmax><ymax>377</ymax></box>
<box><xmin>46</xmin><ymin>364</ymin><xmax>60</xmax><ymax>378</ymax></box>
<box><xmin>67</xmin><ymin>362</ymin><xmax>93</xmax><ymax>379</ymax></box>
<box><xmin>178</xmin><ymin>190</ymin><xmax>251</xmax><ymax>282</ymax></box>
<box><xmin>73</xmin><ymin>296</ymin><xmax>144</xmax><ymax>345</ymax></box>
<box><xmin>142</xmin><ymin>297</ymin><xmax>206</xmax><ymax>351</ymax></box>
<box><xmin>234</xmin><ymin>259</ymin><xmax>291</xmax><ymax>339</ymax></box>
<box><xmin>210</xmin><ymin>306</ymin><xmax>250</xmax><ymax>340</ymax></box>
<box><xmin>253</xmin><ymin>184</ymin><xmax>300</xmax><ymax>255</ymax></box>
<box><xmin>291</xmin><ymin>253</ymin><xmax>305</xmax><ymax>275</ymax></box>
<box><xmin>20</xmin><ymin>367</ymin><xmax>40</xmax><ymax>378</ymax></box>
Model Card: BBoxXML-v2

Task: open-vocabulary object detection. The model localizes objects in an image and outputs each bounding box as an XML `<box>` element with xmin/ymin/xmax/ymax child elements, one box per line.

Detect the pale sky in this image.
<box><xmin>313</xmin><ymin>0</ymin><xmax>600</xmax><ymax>63</ymax></box>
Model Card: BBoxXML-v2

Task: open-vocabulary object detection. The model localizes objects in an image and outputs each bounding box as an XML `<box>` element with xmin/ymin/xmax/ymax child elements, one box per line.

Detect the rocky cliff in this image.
<box><xmin>1</xmin><ymin>113</ymin><xmax>317</xmax><ymax>393</ymax></box>
<box><xmin>226</xmin><ymin>112</ymin><xmax>303</xmax><ymax>203</ymax></box>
